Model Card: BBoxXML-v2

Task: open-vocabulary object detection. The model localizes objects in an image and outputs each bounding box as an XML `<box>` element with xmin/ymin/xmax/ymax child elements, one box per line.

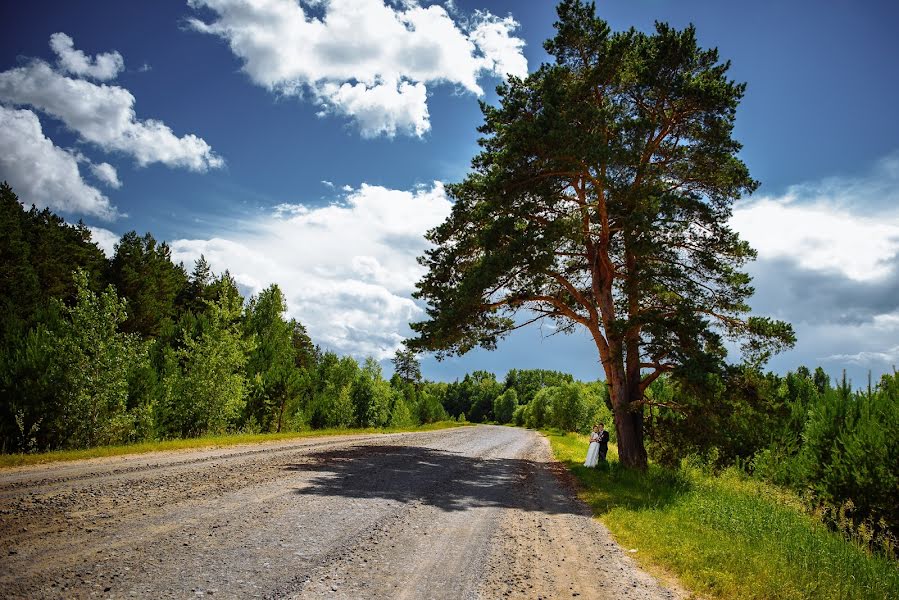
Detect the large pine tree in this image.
<box><xmin>408</xmin><ymin>1</ymin><xmax>794</xmax><ymax>469</ymax></box>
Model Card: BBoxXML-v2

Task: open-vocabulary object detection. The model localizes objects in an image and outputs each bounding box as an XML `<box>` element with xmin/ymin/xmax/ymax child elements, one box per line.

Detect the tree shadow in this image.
<box><xmin>285</xmin><ymin>444</ymin><xmax>580</xmax><ymax>515</ymax></box>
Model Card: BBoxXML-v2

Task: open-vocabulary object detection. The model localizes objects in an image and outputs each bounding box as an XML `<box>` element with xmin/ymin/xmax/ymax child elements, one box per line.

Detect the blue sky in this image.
<box><xmin>2</xmin><ymin>0</ymin><xmax>898</xmax><ymax>386</ymax></box>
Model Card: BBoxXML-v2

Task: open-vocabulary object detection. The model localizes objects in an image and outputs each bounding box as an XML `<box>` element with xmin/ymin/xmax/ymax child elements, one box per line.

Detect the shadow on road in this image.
<box><xmin>285</xmin><ymin>444</ymin><xmax>591</xmax><ymax>515</ymax></box>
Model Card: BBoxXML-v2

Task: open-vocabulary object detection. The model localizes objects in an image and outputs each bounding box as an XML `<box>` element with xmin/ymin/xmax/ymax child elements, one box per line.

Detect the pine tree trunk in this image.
<box><xmin>609</xmin><ymin>381</ymin><xmax>648</xmax><ymax>470</ymax></box>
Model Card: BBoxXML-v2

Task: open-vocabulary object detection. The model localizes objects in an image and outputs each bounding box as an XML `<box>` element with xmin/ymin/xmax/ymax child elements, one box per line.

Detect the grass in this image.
<box><xmin>546</xmin><ymin>429</ymin><xmax>899</xmax><ymax>600</ymax></box>
<box><xmin>0</xmin><ymin>421</ymin><xmax>468</xmax><ymax>469</ymax></box>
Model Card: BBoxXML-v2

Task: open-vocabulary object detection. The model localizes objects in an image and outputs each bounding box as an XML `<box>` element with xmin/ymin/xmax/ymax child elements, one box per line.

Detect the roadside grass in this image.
<box><xmin>0</xmin><ymin>421</ymin><xmax>468</xmax><ymax>469</ymax></box>
<box><xmin>546</xmin><ymin>429</ymin><xmax>899</xmax><ymax>600</ymax></box>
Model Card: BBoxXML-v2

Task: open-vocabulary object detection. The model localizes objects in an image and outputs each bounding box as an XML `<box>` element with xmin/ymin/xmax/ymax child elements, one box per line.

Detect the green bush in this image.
<box><xmin>493</xmin><ymin>388</ymin><xmax>517</xmax><ymax>424</ymax></box>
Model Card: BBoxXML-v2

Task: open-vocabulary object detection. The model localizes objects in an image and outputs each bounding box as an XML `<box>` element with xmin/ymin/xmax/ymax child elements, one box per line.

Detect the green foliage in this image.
<box><xmin>440</xmin><ymin>370</ymin><xmax>504</xmax><ymax>422</ymax></box>
<box><xmin>524</xmin><ymin>387</ymin><xmax>554</xmax><ymax>429</ymax></box>
<box><xmin>0</xmin><ymin>322</ymin><xmax>58</xmax><ymax>452</ymax></box>
<box><xmin>416</xmin><ymin>382</ymin><xmax>450</xmax><ymax>424</ymax></box>
<box><xmin>352</xmin><ymin>358</ymin><xmax>392</xmax><ymax>428</ymax></box>
<box><xmin>548</xmin><ymin>430</ymin><xmax>899</xmax><ymax>600</ymax></box>
<box><xmin>648</xmin><ymin>366</ymin><xmax>899</xmax><ymax>554</ymax></box>
<box><xmin>407</xmin><ymin>1</ymin><xmax>794</xmax><ymax>469</ymax></box>
<box><xmin>47</xmin><ymin>271</ymin><xmax>148</xmax><ymax>448</ymax></box>
<box><xmin>547</xmin><ymin>382</ymin><xmax>587</xmax><ymax>432</ymax></box>
<box><xmin>164</xmin><ymin>291</ymin><xmax>253</xmax><ymax>437</ymax></box>
<box><xmin>305</xmin><ymin>352</ymin><xmax>359</xmax><ymax>429</ymax></box>
<box><xmin>493</xmin><ymin>388</ymin><xmax>518</xmax><ymax>424</ymax></box>
<box><xmin>0</xmin><ymin>184</ymin><xmax>106</xmax><ymax>318</ymax></box>
<box><xmin>0</xmin><ymin>183</ymin><xmax>108</xmax><ymax>450</ymax></box>
<box><xmin>107</xmin><ymin>231</ymin><xmax>188</xmax><ymax>338</ymax></box>
<box><xmin>388</xmin><ymin>393</ymin><xmax>416</xmax><ymax>428</ymax></box>
<box><xmin>391</xmin><ymin>347</ymin><xmax>422</xmax><ymax>384</ymax></box>
<box><xmin>582</xmin><ymin>382</ymin><xmax>614</xmax><ymax>438</ymax></box>
<box><xmin>504</xmin><ymin>369</ymin><xmax>573</xmax><ymax>405</ymax></box>
<box><xmin>646</xmin><ymin>367</ymin><xmax>784</xmax><ymax>467</ymax></box>
<box><xmin>511</xmin><ymin>404</ymin><xmax>526</xmax><ymax>427</ymax></box>
<box><xmin>244</xmin><ymin>284</ymin><xmax>303</xmax><ymax>432</ymax></box>
<box><xmin>182</xmin><ymin>255</ymin><xmax>214</xmax><ymax>314</ymax></box>
<box><xmin>468</xmin><ymin>371</ymin><xmax>503</xmax><ymax>423</ymax></box>
<box><xmin>792</xmin><ymin>373</ymin><xmax>899</xmax><ymax>547</ymax></box>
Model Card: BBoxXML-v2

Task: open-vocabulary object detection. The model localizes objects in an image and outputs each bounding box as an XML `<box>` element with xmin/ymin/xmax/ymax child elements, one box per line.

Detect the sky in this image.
<box><xmin>2</xmin><ymin>0</ymin><xmax>898</xmax><ymax>386</ymax></box>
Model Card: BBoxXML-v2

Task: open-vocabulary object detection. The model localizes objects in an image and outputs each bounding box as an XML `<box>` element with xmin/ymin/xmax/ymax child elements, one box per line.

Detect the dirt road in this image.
<box><xmin>0</xmin><ymin>426</ymin><xmax>681</xmax><ymax>599</ymax></box>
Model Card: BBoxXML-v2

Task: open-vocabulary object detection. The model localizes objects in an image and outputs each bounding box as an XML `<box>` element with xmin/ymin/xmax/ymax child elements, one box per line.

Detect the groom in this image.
<box><xmin>597</xmin><ymin>422</ymin><xmax>610</xmax><ymax>462</ymax></box>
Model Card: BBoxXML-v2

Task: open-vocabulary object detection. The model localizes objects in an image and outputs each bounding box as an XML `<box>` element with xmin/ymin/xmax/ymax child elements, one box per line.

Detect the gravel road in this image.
<box><xmin>0</xmin><ymin>426</ymin><xmax>682</xmax><ymax>599</ymax></box>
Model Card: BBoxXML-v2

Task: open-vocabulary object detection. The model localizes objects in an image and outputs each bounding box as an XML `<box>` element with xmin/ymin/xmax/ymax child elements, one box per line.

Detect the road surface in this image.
<box><xmin>0</xmin><ymin>425</ymin><xmax>681</xmax><ymax>599</ymax></box>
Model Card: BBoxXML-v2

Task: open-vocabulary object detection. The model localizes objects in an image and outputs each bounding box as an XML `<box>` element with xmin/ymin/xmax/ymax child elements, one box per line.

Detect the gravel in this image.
<box><xmin>0</xmin><ymin>426</ymin><xmax>682</xmax><ymax>599</ymax></box>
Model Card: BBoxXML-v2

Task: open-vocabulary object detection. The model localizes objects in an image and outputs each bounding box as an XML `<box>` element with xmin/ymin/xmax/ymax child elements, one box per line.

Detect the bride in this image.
<box><xmin>583</xmin><ymin>424</ymin><xmax>601</xmax><ymax>468</ymax></box>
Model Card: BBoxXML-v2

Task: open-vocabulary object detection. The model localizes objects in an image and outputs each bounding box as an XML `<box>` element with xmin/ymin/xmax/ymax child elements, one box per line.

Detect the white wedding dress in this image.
<box><xmin>584</xmin><ymin>431</ymin><xmax>600</xmax><ymax>467</ymax></box>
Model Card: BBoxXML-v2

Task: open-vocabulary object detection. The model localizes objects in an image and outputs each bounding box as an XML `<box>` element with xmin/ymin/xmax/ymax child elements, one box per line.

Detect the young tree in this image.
<box><xmin>48</xmin><ymin>270</ymin><xmax>148</xmax><ymax>448</ymax></box>
<box><xmin>352</xmin><ymin>357</ymin><xmax>392</xmax><ymax>428</ymax></box>
<box><xmin>549</xmin><ymin>382</ymin><xmax>587</xmax><ymax>432</ymax></box>
<box><xmin>181</xmin><ymin>255</ymin><xmax>214</xmax><ymax>314</ymax></box>
<box><xmin>408</xmin><ymin>1</ymin><xmax>793</xmax><ymax>468</ymax></box>
<box><xmin>391</xmin><ymin>347</ymin><xmax>422</xmax><ymax>385</ymax></box>
<box><xmin>244</xmin><ymin>285</ymin><xmax>302</xmax><ymax>432</ymax></box>
<box><xmin>467</xmin><ymin>370</ymin><xmax>502</xmax><ymax>423</ymax></box>
<box><xmin>166</xmin><ymin>290</ymin><xmax>254</xmax><ymax>437</ymax></box>
<box><xmin>493</xmin><ymin>388</ymin><xmax>518</xmax><ymax>424</ymax></box>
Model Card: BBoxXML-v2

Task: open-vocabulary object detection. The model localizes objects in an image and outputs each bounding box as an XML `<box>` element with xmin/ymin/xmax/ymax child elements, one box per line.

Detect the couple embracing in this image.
<box><xmin>583</xmin><ymin>423</ymin><xmax>609</xmax><ymax>468</ymax></box>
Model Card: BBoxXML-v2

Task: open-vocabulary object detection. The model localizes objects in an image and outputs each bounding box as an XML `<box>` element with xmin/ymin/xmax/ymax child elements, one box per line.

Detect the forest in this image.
<box><xmin>0</xmin><ymin>181</ymin><xmax>896</xmax><ymax>557</ymax></box>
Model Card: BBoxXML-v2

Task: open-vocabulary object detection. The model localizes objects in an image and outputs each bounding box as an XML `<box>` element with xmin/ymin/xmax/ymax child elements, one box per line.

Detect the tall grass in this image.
<box><xmin>547</xmin><ymin>430</ymin><xmax>899</xmax><ymax>600</ymax></box>
<box><xmin>0</xmin><ymin>421</ymin><xmax>468</xmax><ymax>469</ymax></box>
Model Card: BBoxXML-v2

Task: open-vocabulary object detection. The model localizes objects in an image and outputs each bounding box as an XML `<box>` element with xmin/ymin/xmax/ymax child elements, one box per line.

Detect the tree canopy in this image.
<box><xmin>408</xmin><ymin>0</ymin><xmax>794</xmax><ymax>468</ymax></box>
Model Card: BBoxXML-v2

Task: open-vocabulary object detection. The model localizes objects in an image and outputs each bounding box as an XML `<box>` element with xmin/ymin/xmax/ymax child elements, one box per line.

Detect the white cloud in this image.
<box><xmin>0</xmin><ymin>105</ymin><xmax>118</xmax><ymax>220</ymax></box>
<box><xmin>49</xmin><ymin>32</ymin><xmax>124</xmax><ymax>81</ymax></box>
<box><xmin>170</xmin><ymin>182</ymin><xmax>452</xmax><ymax>359</ymax></box>
<box><xmin>321</xmin><ymin>179</ymin><xmax>335</xmax><ymax>188</ymax></box>
<box><xmin>731</xmin><ymin>197</ymin><xmax>899</xmax><ymax>281</ymax></box>
<box><xmin>469</xmin><ymin>11</ymin><xmax>528</xmax><ymax>81</ymax></box>
<box><xmin>187</xmin><ymin>0</ymin><xmax>527</xmax><ymax>137</ymax></box>
<box><xmin>824</xmin><ymin>346</ymin><xmax>899</xmax><ymax>366</ymax></box>
<box><xmin>87</xmin><ymin>225</ymin><xmax>121</xmax><ymax>256</ymax></box>
<box><xmin>0</xmin><ymin>39</ymin><xmax>223</xmax><ymax>171</ymax></box>
<box><xmin>90</xmin><ymin>162</ymin><xmax>122</xmax><ymax>188</ymax></box>
<box><xmin>729</xmin><ymin>153</ymin><xmax>899</xmax><ymax>380</ymax></box>
<box><xmin>732</xmin><ymin>156</ymin><xmax>899</xmax><ymax>282</ymax></box>
<box><xmin>318</xmin><ymin>79</ymin><xmax>429</xmax><ymax>138</ymax></box>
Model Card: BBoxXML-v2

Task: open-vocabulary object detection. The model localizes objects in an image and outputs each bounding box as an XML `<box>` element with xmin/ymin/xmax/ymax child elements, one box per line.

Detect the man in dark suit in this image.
<box><xmin>597</xmin><ymin>422</ymin><xmax>610</xmax><ymax>462</ymax></box>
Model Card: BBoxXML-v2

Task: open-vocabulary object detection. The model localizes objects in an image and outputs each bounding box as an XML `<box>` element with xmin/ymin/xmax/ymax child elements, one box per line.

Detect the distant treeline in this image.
<box><xmin>1</xmin><ymin>182</ymin><xmax>896</xmax><ymax>555</ymax></box>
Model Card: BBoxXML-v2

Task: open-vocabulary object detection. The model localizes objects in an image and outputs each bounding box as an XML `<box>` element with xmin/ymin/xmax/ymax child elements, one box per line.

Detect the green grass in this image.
<box><xmin>546</xmin><ymin>430</ymin><xmax>899</xmax><ymax>600</ymax></box>
<box><xmin>0</xmin><ymin>421</ymin><xmax>468</xmax><ymax>469</ymax></box>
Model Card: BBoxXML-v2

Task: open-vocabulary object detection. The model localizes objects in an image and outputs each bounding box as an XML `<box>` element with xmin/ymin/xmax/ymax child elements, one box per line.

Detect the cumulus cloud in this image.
<box><xmin>0</xmin><ymin>60</ymin><xmax>223</xmax><ymax>171</ymax></box>
<box><xmin>90</xmin><ymin>162</ymin><xmax>122</xmax><ymax>188</ymax></box>
<box><xmin>0</xmin><ymin>105</ymin><xmax>118</xmax><ymax>220</ymax></box>
<box><xmin>732</xmin><ymin>198</ymin><xmax>899</xmax><ymax>282</ymax></box>
<box><xmin>468</xmin><ymin>11</ymin><xmax>528</xmax><ymax>81</ymax></box>
<box><xmin>49</xmin><ymin>32</ymin><xmax>124</xmax><ymax>81</ymax></box>
<box><xmin>187</xmin><ymin>0</ymin><xmax>527</xmax><ymax>137</ymax></box>
<box><xmin>730</xmin><ymin>153</ymin><xmax>899</xmax><ymax>379</ymax></box>
<box><xmin>732</xmin><ymin>153</ymin><xmax>899</xmax><ymax>282</ymax></box>
<box><xmin>170</xmin><ymin>182</ymin><xmax>452</xmax><ymax>359</ymax></box>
